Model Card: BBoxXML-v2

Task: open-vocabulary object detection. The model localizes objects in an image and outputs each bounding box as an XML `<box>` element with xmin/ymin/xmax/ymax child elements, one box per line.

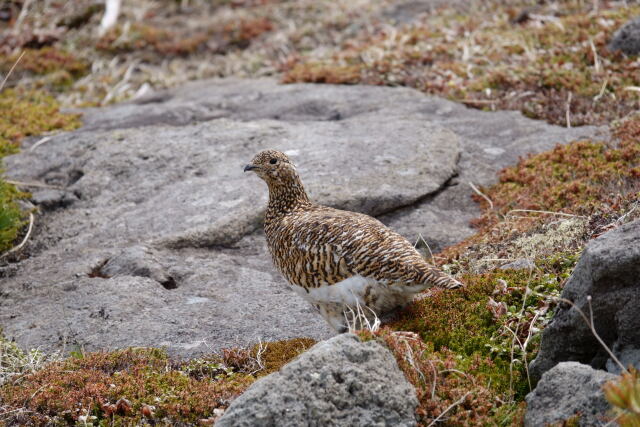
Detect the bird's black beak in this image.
<box><xmin>244</xmin><ymin>164</ymin><xmax>258</xmax><ymax>172</ymax></box>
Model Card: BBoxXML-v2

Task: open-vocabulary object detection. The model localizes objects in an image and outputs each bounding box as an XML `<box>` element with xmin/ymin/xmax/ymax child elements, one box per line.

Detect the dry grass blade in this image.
<box><xmin>4</xmin><ymin>180</ymin><xmax>63</xmax><ymax>190</ymax></box>
<box><xmin>28</xmin><ymin>136</ymin><xmax>53</xmax><ymax>152</ymax></box>
<box><xmin>566</xmin><ymin>92</ymin><xmax>573</xmax><ymax>128</ymax></box>
<box><xmin>506</xmin><ymin>209</ymin><xmax>585</xmax><ymax>218</ymax></box>
<box><xmin>0</xmin><ymin>213</ymin><xmax>34</xmax><ymax>259</ymax></box>
<box><xmin>0</xmin><ymin>51</ymin><xmax>26</xmax><ymax>92</ymax></box>
<box><xmin>249</xmin><ymin>340</ymin><xmax>268</xmax><ymax>375</ymax></box>
<box><xmin>344</xmin><ymin>296</ymin><xmax>380</xmax><ymax>333</ymax></box>
<box><xmin>427</xmin><ymin>391</ymin><xmax>471</xmax><ymax>426</ymax></box>
<box><xmin>589</xmin><ymin>38</ymin><xmax>601</xmax><ymax>73</ymax></box>
<box><xmin>469</xmin><ymin>182</ymin><xmax>494</xmax><ymax>210</ymax></box>
<box><xmin>415</xmin><ymin>233</ymin><xmax>435</xmax><ymax>263</ymax></box>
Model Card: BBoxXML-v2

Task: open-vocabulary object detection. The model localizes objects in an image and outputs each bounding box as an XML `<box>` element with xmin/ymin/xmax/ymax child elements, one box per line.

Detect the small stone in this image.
<box><xmin>31</xmin><ymin>189</ymin><xmax>78</xmax><ymax>210</ymax></box>
<box><xmin>608</xmin><ymin>16</ymin><xmax>640</xmax><ymax>55</ymax></box>
<box><xmin>499</xmin><ymin>258</ymin><xmax>535</xmax><ymax>270</ymax></box>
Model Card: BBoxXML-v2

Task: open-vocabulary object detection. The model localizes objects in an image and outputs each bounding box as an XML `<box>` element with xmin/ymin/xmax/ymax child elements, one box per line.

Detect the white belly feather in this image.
<box><xmin>290</xmin><ymin>275</ymin><xmax>415</xmax><ymax>332</ymax></box>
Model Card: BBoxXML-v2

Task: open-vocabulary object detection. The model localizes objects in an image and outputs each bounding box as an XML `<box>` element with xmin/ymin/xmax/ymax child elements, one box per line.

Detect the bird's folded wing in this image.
<box><xmin>282</xmin><ymin>206</ymin><xmax>460</xmax><ymax>290</ymax></box>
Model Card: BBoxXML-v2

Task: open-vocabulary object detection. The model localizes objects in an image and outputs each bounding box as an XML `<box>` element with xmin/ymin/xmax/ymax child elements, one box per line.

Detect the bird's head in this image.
<box><xmin>243</xmin><ymin>149</ymin><xmax>298</xmax><ymax>184</ymax></box>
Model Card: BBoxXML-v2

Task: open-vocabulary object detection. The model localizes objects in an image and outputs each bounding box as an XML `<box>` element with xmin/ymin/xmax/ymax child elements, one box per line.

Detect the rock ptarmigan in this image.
<box><xmin>244</xmin><ymin>149</ymin><xmax>462</xmax><ymax>332</ymax></box>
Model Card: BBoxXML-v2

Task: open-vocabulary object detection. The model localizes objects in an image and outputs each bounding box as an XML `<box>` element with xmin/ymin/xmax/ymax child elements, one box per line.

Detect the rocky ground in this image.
<box><xmin>0</xmin><ymin>0</ymin><xmax>639</xmax><ymax>426</ymax></box>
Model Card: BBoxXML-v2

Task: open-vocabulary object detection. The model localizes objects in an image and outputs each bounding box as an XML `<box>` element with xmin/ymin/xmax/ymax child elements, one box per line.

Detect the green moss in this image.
<box><xmin>0</xmin><ymin>88</ymin><xmax>81</xmax><ymax>154</ymax></box>
<box><xmin>0</xmin><ymin>179</ymin><xmax>27</xmax><ymax>253</ymax></box>
<box><xmin>381</xmin><ymin>252</ymin><xmax>578</xmax><ymax>424</ymax></box>
<box><xmin>0</xmin><ymin>88</ymin><xmax>81</xmax><ymax>254</ymax></box>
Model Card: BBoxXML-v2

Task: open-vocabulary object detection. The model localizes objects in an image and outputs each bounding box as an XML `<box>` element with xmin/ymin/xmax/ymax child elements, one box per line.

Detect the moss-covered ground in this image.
<box><xmin>0</xmin><ymin>0</ymin><xmax>635</xmax><ymax>125</ymax></box>
<box><xmin>0</xmin><ymin>338</ymin><xmax>316</xmax><ymax>425</ymax></box>
<box><xmin>283</xmin><ymin>1</ymin><xmax>640</xmax><ymax>126</ymax></box>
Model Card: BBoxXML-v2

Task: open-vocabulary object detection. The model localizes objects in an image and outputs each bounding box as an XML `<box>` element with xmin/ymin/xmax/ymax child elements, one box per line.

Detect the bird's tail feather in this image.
<box><xmin>424</xmin><ymin>266</ymin><xmax>464</xmax><ymax>289</ymax></box>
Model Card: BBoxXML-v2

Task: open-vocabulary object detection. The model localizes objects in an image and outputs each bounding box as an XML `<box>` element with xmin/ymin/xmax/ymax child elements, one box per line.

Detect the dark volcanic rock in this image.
<box><xmin>217</xmin><ymin>334</ymin><xmax>418</xmax><ymax>427</ymax></box>
<box><xmin>2</xmin><ymin>78</ymin><xmax>602</xmax><ymax>356</ymax></box>
<box><xmin>608</xmin><ymin>16</ymin><xmax>640</xmax><ymax>55</ymax></box>
<box><xmin>525</xmin><ymin>362</ymin><xmax>616</xmax><ymax>427</ymax></box>
<box><xmin>530</xmin><ymin>219</ymin><xmax>640</xmax><ymax>380</ymax></box>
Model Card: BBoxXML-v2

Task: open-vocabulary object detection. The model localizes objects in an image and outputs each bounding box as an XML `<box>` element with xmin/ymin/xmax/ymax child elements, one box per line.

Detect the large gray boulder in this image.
<box><xmin>1</xmin><ymin>78</ymin><xmax>601</xmax><ymax>356</ymax></box>
<box><xmin>525</xmin><ymin>362</ymin><xmax>616</xmax><ymax>427</ymax></box>
<box><xmin>608</xmin><ymin>16</ymin><xmax>640</xmax><ymax>55</ymax></box>
<box><xmin>217</xmin><ymin>334</ymin><xmax>418</xmax><ymax>427</ymax></box>
<box><xmin>530</xmin><ymin>219</ymin><xmax>640</xmax><ymax>380</ymax></box>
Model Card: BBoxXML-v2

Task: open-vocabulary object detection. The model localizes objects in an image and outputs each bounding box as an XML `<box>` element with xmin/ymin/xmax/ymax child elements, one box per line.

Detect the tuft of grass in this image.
<box><xmin>0</xmin><ymin>333</ymin><xmax>61</xmax><ymax>387</ymax></box>
<box><xmin>604</xmin><ymin>368</ymin><xmax>640</xmax><ymax>426</ymax></box>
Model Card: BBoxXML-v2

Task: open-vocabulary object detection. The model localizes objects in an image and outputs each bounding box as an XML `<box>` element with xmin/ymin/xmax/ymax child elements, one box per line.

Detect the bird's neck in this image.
<box><xmin>265</xmin><ymin>176</ymin><xmax>311</xmax><ymax>221</ymax></box>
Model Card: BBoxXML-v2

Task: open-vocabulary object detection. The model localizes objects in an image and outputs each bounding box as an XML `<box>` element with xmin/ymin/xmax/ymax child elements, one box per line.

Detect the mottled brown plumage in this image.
<box><xmin>244</xmin><ymin>149</ymin><xmax>462</xmax><ymax>332</ymax></box>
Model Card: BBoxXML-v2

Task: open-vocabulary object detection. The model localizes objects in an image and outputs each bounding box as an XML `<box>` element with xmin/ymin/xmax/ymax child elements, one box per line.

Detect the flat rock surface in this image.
<box><xmin>2</xmin><ymin>78</ymin><xmax>602</xmax><ymax>357</ymax></box>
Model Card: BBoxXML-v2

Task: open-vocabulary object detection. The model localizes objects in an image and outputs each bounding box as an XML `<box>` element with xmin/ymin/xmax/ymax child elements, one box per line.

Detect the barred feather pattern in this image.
<box><xmin>245</xmin><ymin>149</ymin><xmax>462</xmax><ymax>331</ymax></box>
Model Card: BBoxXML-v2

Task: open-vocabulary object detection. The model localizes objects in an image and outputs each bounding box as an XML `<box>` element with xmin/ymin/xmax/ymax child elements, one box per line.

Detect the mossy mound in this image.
<box><xmin>0</xmin><ymin>337</ymin><xmax>315</xmax><ymax>425</ymax></box>
<box><xmin>366</xmin><ymin>255</ymin><xmax>574</xmax><ymax>425</ymax></box>
<box><xmin>441</xmin><ymin>114</ymin><xmax>640</xmax><ymax>273</ymax></box>
<box><xmin>0</xmin><ymin>88</ymin><xmax>81</xmax><ymax>154</ymax></box>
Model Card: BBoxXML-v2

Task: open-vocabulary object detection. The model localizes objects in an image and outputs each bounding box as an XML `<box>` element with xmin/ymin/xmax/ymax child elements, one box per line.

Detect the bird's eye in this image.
<box><xmin>269</xmin><ymin>158</ymin><xmax>277</xmax><ymax>164</ymax></box>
